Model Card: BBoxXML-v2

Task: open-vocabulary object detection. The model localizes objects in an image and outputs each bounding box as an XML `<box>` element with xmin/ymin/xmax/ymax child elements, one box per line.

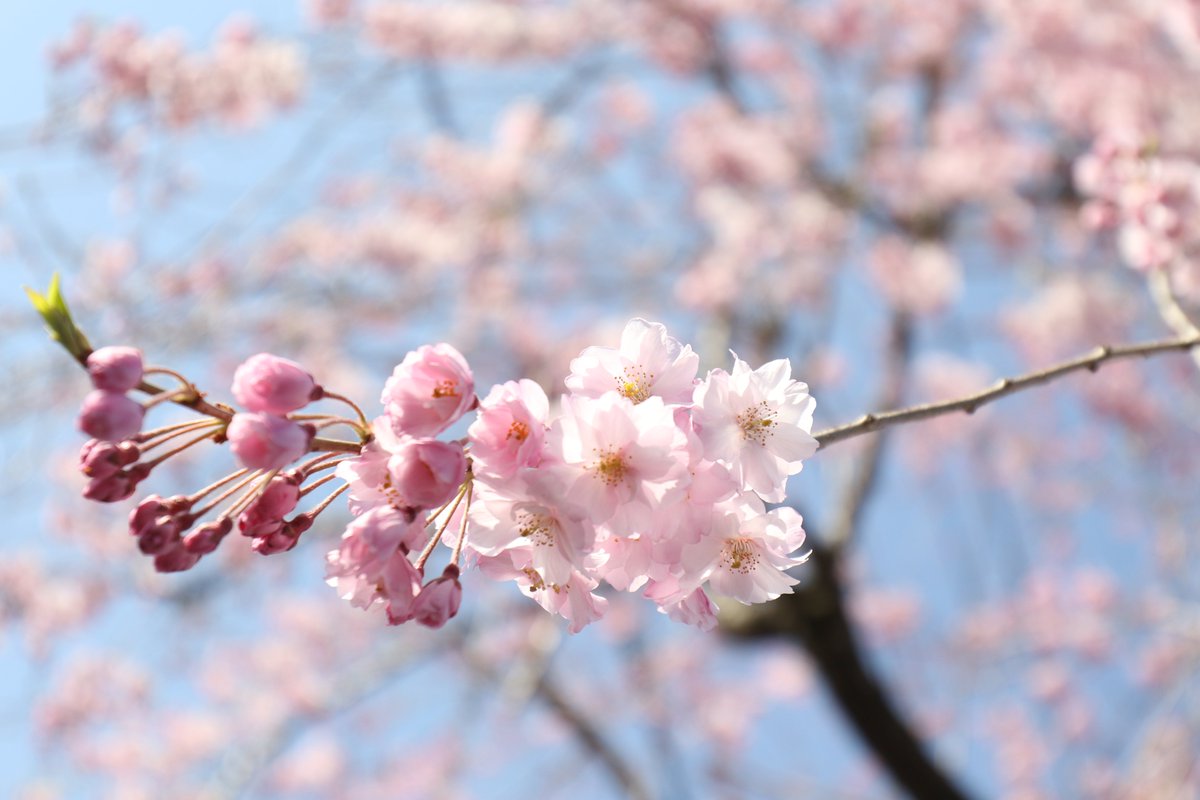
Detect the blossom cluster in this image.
<box><xmin>329</xmin><ymin>319</ymin><xmax>817</xmax><ymax>632</ymax></box>
<box><xmin>71</xmin><ymin>320</ymin><xmax>817</xmax><ymax>633</ymax></box>
<box><xmin>49</xmin><ymin>18</ymin><xmax>304</xmax><ymax>131</ymax></box>
<box><xmin>1075</xmin><ymin>138</ymin><xmax>1200</xmax><ymax>298</ymax></box>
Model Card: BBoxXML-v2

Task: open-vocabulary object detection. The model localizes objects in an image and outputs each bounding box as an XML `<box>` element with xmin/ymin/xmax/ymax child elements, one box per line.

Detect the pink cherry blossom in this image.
<box><xmin>386</xmin><ymin>437</ymin><xmax>467</xmax><ymax>511</ymax></box>
<box><xmin>468</xmin><ymin>474</ymin><xmax>594</xmax><ymax>586</ymax></box>
<box><xmin>231</xmin><ymin>353</ymin><xmax>319</xmax><ymax>414</ymax></box>
<box><xmin>692</xmin><ymin>356</ymin><xmax>817</xmax><ymax>502</ymax></box>
<box><xmin>86</xmin><ymin>346</ymin><xmax>144</xmax><ymax>392</ymax></box>
<box><xmin>681</xmin><ymin>501</ymin><xmax>808</xmax><ymax>605</ymax></box>
<box><xmin>226</xmin><ymin>413</ymin><xmax>313</xmax><ymax>471</ymax></box>
<box><xmin>565</xmin><ymin>318</ymin><xmax>699</xmax><ymax>405</ymax></box>
<box><xmin>467</xmin><ymin>379</ymin><xmax>549</xmax><ymax>478</ymax></box>
<box><xmin>380</xmin><ymin>343</ymin><xmax>475</xmax><ymax>437</ymax></box>
<box><xmin>325</xmin><ymin>506</ymin><xmax>426</xmax><ymax>614</ymax></box>
<box><xmin>661</xmin><ymin>587</ymin><xmax>720</xmax><ymax>631</ymax></box>
<box><xmin>548</xmin><ymin>393</ymin><xmax>690</xmax><ymax>529</ymax></box>
<box><xmin>78</xmin><ymin>390</ymin><xmax>144</xmax><ymax>442</ymax></box>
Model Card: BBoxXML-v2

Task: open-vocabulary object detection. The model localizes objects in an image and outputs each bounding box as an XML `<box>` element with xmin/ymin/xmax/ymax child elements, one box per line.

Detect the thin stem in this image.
<box><xmin>142</xmin><ymin>386</ymin><xmax>198</xmax><ymax>411</ymax></box>
<box><xmin>188</xmin><ymin>468</ymin><xmax>251</xmax><ymax>504</ymax></box>
<box><xmin>414</xmin><ymin>484</ymin><xmax>468</xmax><ymax>571</ymax></box>
<box><xmin>139</xmin><ymin>418</ymin><xmax>216</xmax><ymax>442</ymax></box>
<box><xmin>1148</xmin><ymin>268</ymin><xmax>1200</xmax><ymax>373</ymax></box>
<box><xmin>295</xmin><ymin>451</ymin><xmax>343</xmax><ymax>475</ymax></box>
<box><xmin>304</xmin><ymin>482</ymin><xmax>349</xmax><ymax>519</ymax></box>
<box><xmin>451</xmin><ymin>479</ymin><xmax>474</xmax><ymax>566</ymax></box>
<box><xmin>144</xmin><ymin>428</ymin><xmax>221</xmax><ymax>469</ymax></box>
<box><xmin>313</xmin><ymin>416</ymin><xmax>370</xmax><ymax>439</ymax></box>
<box><xmin>426</xmin><ymin>481</ymin><xmax>468</xmax><ymax>525</ymax></box>
<box><xmin>143</xmin><ymin>366</ymin><xmax>196</xmax><ymax>390</ymax></box>
<box><xmin>303</xmin><ymin>458</ymin><xmax>349</xmax><ymax>477</ymax></box>
<box><xmin>300</xmin><ymin>473</ymin><xmax>338</xmax><ymax>497</ymax></box>
<box><xmin>224</xmin><ymin>473</ymin><xmax>274</xmax><ymax>519</ymax></box>
<box><xmin>139</xmin><ymin>419</ymin><xmax>224</xmax><ymax>451</ymax></box>
<box><xmin>191</xmin><ymin>470</ymin><xmax>264</xmax><ymax>519</ymax></box>
<box><xmin>321</xmin><ymin>390</ymin><xmax>369</xmax><ymax>428</ymax></box>
<box><xmin>813</xmin><ymin>333</ymin><xmax>1200</xmax><ymax>451</ymax></box>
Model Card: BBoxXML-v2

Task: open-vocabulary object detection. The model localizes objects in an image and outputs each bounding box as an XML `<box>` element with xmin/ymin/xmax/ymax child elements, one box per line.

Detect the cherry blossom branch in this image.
<box><xmin>813</xmin><ymin>333</ymin><xmax>1200</xmax><ymax>451</ymax></box>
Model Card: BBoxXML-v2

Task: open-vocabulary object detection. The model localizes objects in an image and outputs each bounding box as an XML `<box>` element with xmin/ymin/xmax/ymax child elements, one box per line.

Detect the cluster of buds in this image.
<box><xmin>74</xmin><ymin>348</ymin><xmax>364</xmax><ymax>573</ymax></box>
<box><xmin>70</xmin><ymin>319</ymin><xmax>818</xmax><ymax>632</ymax></box>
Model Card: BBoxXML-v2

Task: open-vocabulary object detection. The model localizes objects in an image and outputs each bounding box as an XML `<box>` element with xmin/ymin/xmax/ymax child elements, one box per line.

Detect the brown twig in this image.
<box><xmin>814</xmin><ymin>333</ymin><xmax>1200</xmax><ymax>451</ymax></box>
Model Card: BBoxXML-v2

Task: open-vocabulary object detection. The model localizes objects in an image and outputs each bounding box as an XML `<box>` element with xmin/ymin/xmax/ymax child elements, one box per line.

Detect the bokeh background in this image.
<box><xmin>4</xmin><ymin>1</ymin><xmax>1200</xmax><ymax>797</ymax></box>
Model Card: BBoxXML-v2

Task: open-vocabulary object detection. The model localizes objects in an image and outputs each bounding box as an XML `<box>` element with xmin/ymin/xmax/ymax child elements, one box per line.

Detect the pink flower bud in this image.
<box><xmin>137</xmin><ymin>517</ymin><xmax>181</xmax><ymax>555</ymax></box>
<box><xmin>78</xmin><ymin>390</ymin><xmax>144</xmax><ymax>442</ymax></box>
<box><xmin>227</xmin><ymin>413</ymin><xmax>313</xmax><ymax>471</ymax></box>
<box><xmin>83</xmin><ymin>473</ymin><xmax>137</xmax><ymax>503</ymax></box>
<box><xmin>251</xmin><ymin>528</ymin><xmax>300</xmax><ymax>555</ymax></box>
<box><xmin>231</xmin><ymin>353</ymin><xmax>319</xmax><ymax>415</ymax></box>
<box><xmin>153</xmin><ymin>545</ymin><xmax>201</xmax><ymax>573</ymax></box>
<box><xmin>183</xmin><ymin>518</ymin><xmax>233</xmax><ymax>555</ymax></box>
<box><xmin>238</xmin><ymin>474</ymin><xmax>301</xmax><ymax>537</ymax></box>
<box><xmin>79</xmin><ymin>439</ymin><xmax>136</xmax><ymax>479</ymax></box>
<box><xmin>386</xmin><ymin>438</ymin><xmax>466</xmax><ymax>510</ymax></box>
<box><xmin>130</xmin><ymin>495</ymin><xmax>169</xmax><ymax>535</ymax></box>
<box><xmin>410</xmin><ymin>565</ymin><xmax>462</xmax><ymax>628</ymax></box>
<box><xmin>87</xmin><ymin>346</ymin><xmax>144</xmax><ymax>392</ymax></box>
<box><xmin>381</xmin><ymin>343</ymin><xmax>475</xmax><ymax>437</ymax></box>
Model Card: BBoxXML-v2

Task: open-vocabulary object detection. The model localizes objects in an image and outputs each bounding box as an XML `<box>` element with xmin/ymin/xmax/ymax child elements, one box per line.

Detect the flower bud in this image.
<box><xmin>130</xmin><ymin>495</ymin><xmax>169</xmax><ymax>535</ymax></box>
<box><xmin>382</xmin><ymin>555</ymin><xmax>425</xmax><ymax>626</ymax></box>
<box><xmin>238</xmin><ymin>474</ymin><xmax>301</xmax><ymax>537</ymax></box>
<box><xmin>227</xmin><ymin>413</ymin><xmax>313</xmax><ymax>471</ymax></box>
<box><xmin>231</xmin><ymin>353</ymin><xmax>319</xmax><ymax>415</ymax></box>
<box><xmin>153</xmin><ymin>545</ymin><xmax>201</xmax><ymax>573</ymax></box>
<box><xmin>87</xmin><ymin>346</ymin><xmax>144</xmax><ymax>392</ymax></box>
<box><xmin>183</xmin><ymin>518</ymin><xmax>233</xmax><ymax>555</ymax></box>
<box><xmin>83</xmin><ymin>472</ymin><xmax>137</xmax><ymax>503</ymax></box>
<box><xmin>79</xmin><ymin>439</ymin><xmax>124</xmax><ymax>479</ymax></box>
<box><xmin>386</xmin><ymin>438</ymin><xmax>467</xmax><ymax>510</ymax></box>
<box><xmin>410</xmin><ymin>564</ymin><xmax>462</xmax><ymax>629</ymax></box>
<box><xmin>137</xmin><ymin>517</ymin><xmax>181</xmax><ymax>555</ymax></box>
<box><xmin>251</xmin><ymin>528</ymin><xmax>300</xmax><ymax>555</ymax></box>
<box><xmin>78</xmin><ymin>390</ymin><xmax>144</xmax><ymax>442</ymax></box>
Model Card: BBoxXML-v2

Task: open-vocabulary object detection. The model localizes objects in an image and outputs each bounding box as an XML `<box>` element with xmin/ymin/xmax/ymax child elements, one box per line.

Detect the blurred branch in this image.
<box><xmin>1148</xmin><ymin>268</ymin><xmax>1200</xmax><ymax>373</ymax></box>
<box><xmin>16</xmin><ymin>175</ymin><xmax>82</xmax><ymax>268</ymax></box>
<box><xmin>829</xmin><ymin>313</ymin><xmax>913</xmax><ymax>551</ymax></box>
<box><xmin>465</xmin><ymin>619</ymin><xmax>653</xmax><ymax>800</ymax></box>
<box><xmin>203</xmin><ymin>636</ymin><xmax>442</xmax><ymax>800</ymax></box>
<box><xmin>534</xmin><ymin>672</ymin><xmax>653</xmax><ymax>800</ymax></box>
<box><xmin>176</xmin><ymin>61</ymin><xmax>398</xmax><ymax>260</ymax></box>
<box><xmin>541</xmin><ymin>54</ymin><xmax>608</xmax><ymax>118</ymax></box>
<box><xmin>814</xmin><ymin>333</ymin><xmax>1200</xmax><ymax>451</ymax></box>
<box><xmin>418</xmin><ymin>57</ymin><xmax>460</xmax><ymax>136</ymax></box>
<box><xmin>722</xmin><ymin>540</ymin><xmax>974</xmax><ymax>800</ymax></box>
